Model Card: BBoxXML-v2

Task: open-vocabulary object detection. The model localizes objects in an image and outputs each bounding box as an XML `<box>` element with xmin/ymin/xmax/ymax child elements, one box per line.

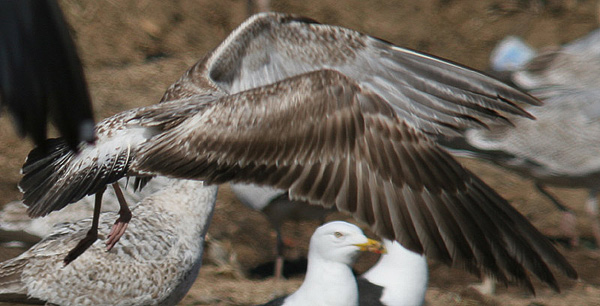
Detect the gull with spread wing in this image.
<box><xmin>19</xmin><ymin>12</ymin><xmax>576</xmax><ymax>292</ymax></box>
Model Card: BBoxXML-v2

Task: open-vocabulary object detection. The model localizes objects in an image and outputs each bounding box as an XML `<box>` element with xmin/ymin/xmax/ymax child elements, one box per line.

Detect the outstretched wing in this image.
<box><xmin>135</xmin><ymin>70</ymin><xmax>576</xmax><ymax>293</ymax></box>
<box><xmin>164</xmin><ymin>12</ymin><xmax>539</xmax><ymax>137</ymax></box>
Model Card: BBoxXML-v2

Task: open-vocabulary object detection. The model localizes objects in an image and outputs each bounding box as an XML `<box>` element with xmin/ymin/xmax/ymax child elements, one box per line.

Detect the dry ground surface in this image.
<box><xmin>1</xmin><ymin>0</ymin><xmax>600</xmax><ymax>305</ymax></box>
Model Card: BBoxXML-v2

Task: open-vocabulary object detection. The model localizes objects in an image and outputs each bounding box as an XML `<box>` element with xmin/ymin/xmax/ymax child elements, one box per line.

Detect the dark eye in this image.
<box><xmin>334</xmin><ymin>232</ymin><xmax>343</xmax><ymax>238</ymax></box>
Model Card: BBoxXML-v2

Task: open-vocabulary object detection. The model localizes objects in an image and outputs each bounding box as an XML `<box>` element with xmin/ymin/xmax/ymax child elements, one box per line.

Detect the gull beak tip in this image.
<box><xmin>356</xmin><ymin>238</ymin><xmax>386</xmax><ymax>254</ymax></box>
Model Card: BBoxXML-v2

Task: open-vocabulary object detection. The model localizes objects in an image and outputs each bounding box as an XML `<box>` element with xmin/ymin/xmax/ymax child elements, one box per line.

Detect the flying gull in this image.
<box><xmin>0</xmin><ymin>177</ymin><xmax>217</xmax><ymax>306</ymax></box>
<box><xmin>257</xmin><ymin>221</ymin><xmax>385</xmax><ymax>306</ymax></box>
<box><xmin>18</xmin><ymin>12</ymin><xmax>577</xmax><ymax>292</ymax></box>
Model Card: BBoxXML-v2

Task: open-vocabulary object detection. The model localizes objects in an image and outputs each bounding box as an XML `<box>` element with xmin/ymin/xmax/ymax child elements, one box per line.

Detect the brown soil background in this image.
<box><xmin>1</xmin><ymin>0</ymin><xmax>600</xmax><ymax>305</ymax></box>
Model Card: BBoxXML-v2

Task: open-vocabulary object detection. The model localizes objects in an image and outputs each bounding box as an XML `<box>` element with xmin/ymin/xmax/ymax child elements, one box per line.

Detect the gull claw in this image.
<box><xmin>106</xmin><ymin>210</ymin><xmax>131</xmax><ymax>251</ymax></box>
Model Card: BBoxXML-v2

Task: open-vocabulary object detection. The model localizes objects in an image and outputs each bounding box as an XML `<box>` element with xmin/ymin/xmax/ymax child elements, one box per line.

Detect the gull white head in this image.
<box><xmin>282</xmin><ymin>221</ymin><xmax>384</xmax><ymax>306</ymax></box>
<box><xmin>309</xmin><ymin>221</ymin><xmax>385</xmax><ymax>265</ymax></box>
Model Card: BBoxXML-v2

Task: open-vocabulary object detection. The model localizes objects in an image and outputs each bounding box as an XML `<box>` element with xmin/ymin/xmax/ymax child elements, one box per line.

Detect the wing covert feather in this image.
<box><xmin>198</xmin><ymin>12</ymin><xmax>539</xmax><ymax>137</ymax></box>
<box><xmin>134</xmin><ymin>70</ymin><xmax>575</xmax><ymax>292</ymax></box>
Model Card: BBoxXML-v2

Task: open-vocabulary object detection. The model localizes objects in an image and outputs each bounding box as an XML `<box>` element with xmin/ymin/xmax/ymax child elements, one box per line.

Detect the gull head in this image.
<box><xmin>310</xmin><ymin>221</ymin><xmax>385</xmax><ymax>265</ymax></box>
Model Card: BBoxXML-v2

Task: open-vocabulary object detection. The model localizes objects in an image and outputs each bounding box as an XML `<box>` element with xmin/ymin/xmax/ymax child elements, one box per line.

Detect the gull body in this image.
<box><xmin>358</xmin><ymin>239</ymin><xmax>428</xmax><ymax>306</ymax></box>
<box><xmin>258</xmin><ymin>221</ymin><xmax>384</xmax><ymax>306</ymax></box>
<box><xmin>0</xmin><ymin>177</ymin><xmax>217</xmax><ymax>306</ymax></box>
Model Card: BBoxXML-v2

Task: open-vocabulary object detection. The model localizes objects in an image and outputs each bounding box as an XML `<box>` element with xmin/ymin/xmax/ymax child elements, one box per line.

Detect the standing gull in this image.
<box><xmin>444</xmin><ymin>29</ymin><xmax>600</xmax><ymax>247</ymax></box>
<box><xmin>257</xmin><ymin>221</ymin><xmax>385</xmax><ymax>306</ymax></box>
<box><xmin>19</xmin><ymin>12</ymin><xmax>577</xmax><ymax>292</ymax></box>
<box><xmin>231</xmin><ymin>183</ymin><xmax>332</xmax><ymax>278</ymax></box>
<box><xmin>358</xmin><ymin>239</ymin><xmax>428</xmax><ymax>306</ymax></box>
<box><xmin>0</xmin><ymin>177</ymin><xmax>217</xmax><ymax>306</ymax></box>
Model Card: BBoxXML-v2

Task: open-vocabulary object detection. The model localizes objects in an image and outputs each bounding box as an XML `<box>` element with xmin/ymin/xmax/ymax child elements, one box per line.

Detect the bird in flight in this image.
<box><xmin>19</xmin><ymin>12</ymin><xmax>576</xmax><ymax>293</ymax></box>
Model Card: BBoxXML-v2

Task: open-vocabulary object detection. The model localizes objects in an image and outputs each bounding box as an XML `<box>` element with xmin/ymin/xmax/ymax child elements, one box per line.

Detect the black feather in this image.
<box><xmin>0</xmin><ymin>0</ymin><xmax>95</xmax><ymax>149</ymax></box>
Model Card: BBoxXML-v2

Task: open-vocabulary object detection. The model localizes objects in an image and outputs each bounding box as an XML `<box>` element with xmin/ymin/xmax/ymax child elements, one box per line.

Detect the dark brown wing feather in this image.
<box><xmin>133</xmin><ymin>70</ymin><xmax>576</xmax><ymax>293</ymax></box>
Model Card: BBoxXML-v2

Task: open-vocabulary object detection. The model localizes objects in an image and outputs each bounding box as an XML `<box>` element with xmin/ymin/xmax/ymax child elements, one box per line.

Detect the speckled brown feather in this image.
<box><xmin>18</xmin><ymin>12</ymin><xmax>576</xmax><ymax>293</ymax></box>
<box><xmin>19</xmin><ymin>96</ymin><xmax>216</xmax><ymax>218</ymax></box>
<box><xmin>132</xmin><ymin>70</ymin><xmax>575</xmax><ymax>292</ymax></box>
<box><xmin>2</xmin><ymin>178</ymin><xmax>217</xmax><ymax>305</ymax></box>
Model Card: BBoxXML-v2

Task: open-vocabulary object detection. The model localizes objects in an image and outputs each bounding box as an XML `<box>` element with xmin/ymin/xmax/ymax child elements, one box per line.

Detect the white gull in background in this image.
<box><xmin>17</xmin><ymin>12</ymin><xmax>577</xmax><ymax>291</ymax></box>
<box><xmin>0</xmin><ymin>177</ymin><xmax>217</xmax><ymax>306</ymax></box>
<box><xmin>257</xmin><ymin>221</ymin><xmax>385</xmax><ymax>306</ymax></box>
<box><xmin>358</xmin><ymin>239</ymin><xmax>428</xmax><ymax>306</ymax></box>
<box><xmin>445</xmin><ymin>28</ymin><xmax>600</xmax><ymax>248</ymax></box>
<box><xmin>231</xmin><ymin>183</ymin><xmax>332</xmax><ymax>278</ymax></box>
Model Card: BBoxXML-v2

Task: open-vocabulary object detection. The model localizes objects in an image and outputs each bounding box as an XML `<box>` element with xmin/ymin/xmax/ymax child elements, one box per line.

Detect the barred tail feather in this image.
<box><xmin>20</xmin><ymin>139</ymin><xmax>74</xmax><ymax>215</ymax></box>
<box><xmin>19</xmin><ymin>138</ymin><xmax>132</xmax><ymax>218</ymax></box>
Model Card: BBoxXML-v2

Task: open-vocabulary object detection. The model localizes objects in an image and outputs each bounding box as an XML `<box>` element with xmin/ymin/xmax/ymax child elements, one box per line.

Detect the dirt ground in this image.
<box><xmin>1</xmin><ymin>0</ymin><xmax>600</xmax><ymax>305</ymax></box>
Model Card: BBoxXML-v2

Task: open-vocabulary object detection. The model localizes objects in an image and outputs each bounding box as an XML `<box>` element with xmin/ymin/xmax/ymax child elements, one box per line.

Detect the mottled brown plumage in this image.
<box><xmin>135</xmin><ymin>70</ymin><xmax>575</xmax><ymax>292</ymax></box>
<box><xmin>19</xmin><ymin>12</ymin><xmax>576</xmax><ymax>291</ymax></box>
<box><xmin>1</xmin><ymin>178</ymin><xmax>217</xmax><ymax>306</ymax></box>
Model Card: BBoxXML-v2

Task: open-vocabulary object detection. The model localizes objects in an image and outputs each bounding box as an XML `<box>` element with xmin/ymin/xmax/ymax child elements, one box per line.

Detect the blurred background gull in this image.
<box><xmin>444</xmin><ymin>28</ymin><xmax>600</xmax><ymax>250</ymax></box>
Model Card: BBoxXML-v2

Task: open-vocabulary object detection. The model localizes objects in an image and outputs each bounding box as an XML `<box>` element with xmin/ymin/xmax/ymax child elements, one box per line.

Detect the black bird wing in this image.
<box><xmin>0</xmin><ymin>0</ymin><xmax>94</xmax><ymax>148</ymax></box>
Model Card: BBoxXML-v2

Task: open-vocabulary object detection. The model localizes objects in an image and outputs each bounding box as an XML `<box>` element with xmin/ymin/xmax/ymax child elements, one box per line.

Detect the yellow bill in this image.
<box><xmin>355</xmin><ymin>238</ymin><xmax>386</xmax><ymax>254</ymax></box>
